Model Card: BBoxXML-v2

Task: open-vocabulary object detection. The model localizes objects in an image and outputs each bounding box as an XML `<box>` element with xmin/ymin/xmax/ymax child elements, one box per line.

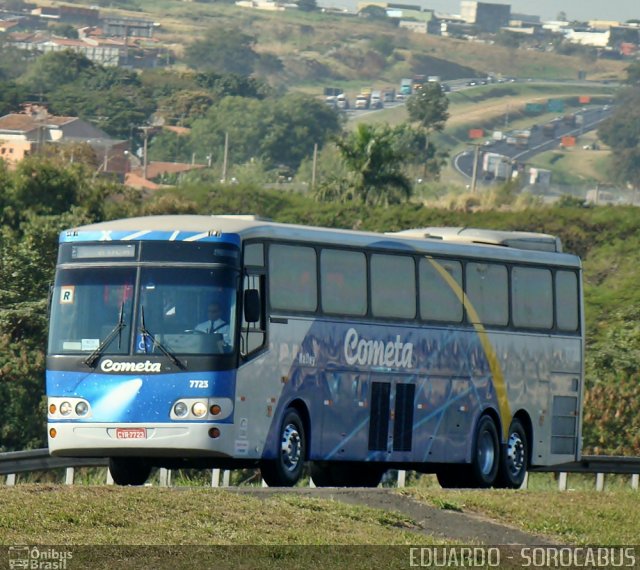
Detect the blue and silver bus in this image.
<box><xmin>46</xmin><ymin>216</ymin><xmax>584</xmax><ymax>487</ymax></box>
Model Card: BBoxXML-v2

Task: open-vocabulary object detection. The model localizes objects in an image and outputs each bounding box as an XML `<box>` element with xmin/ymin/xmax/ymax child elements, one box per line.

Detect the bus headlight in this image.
<box><xmin>60</xmin><ymin>401</ymin><xmax>73</xmax><ymax>416</ymax></box>
<box><xmin>75</xmin><ymin>401</ymin><xmax>89</xmax><ymax>417</ymax></box>
<box><xmin>173</xmin><ymin>401</ymin><xmax>189</xmax><ymax>418</ymax></box>
<box><xmin>192</xmin><ymin>402</ymin><xmax>208</xmax><ymax>418</ymax></box>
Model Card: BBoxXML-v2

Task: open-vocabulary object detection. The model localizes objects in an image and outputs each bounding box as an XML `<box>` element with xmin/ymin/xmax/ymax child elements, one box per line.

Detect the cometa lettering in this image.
<box><xmin>344</xmin><ymin>328</ymin><xmax>413</xmax><ymax>369</ymax></box>
<box><xmin>100</xmin><ymin>359</ymin><xmax>162</xmax><ymax>373</ymax></box>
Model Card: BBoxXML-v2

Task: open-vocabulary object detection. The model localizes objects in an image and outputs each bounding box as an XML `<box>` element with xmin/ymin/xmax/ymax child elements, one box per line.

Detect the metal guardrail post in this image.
<box><xmin>520</xmin><ymin>472</ymin><xmax>529</xmax><ymax>490</ymax></box>
<box><xmin>595</xmin><ymin>473</ymin><xmax>605</xmax><ymax>491</ymax></box>
<box><xmin>558</xmin><ymin>472</ymin><xmax>568</xmax><ymax>491</ymax></box>
<box><xmin>632</xmin><ymin>474</ymin><xmax>639</xmax><ymax>491</ymax></box>
<box><xmin>222</xmin><ymin>470</ymin><xmax>230</xmax><ymax>487</ymax></box>
<box><xmin>65</xmin><ymin>467</ymin><xmax>75</xmax><ymax>485</ymax></box>
<box><xmin>106</xmin><ymin>468</ymin><xmax>114</xmax><ymax>485</ymax></box>
<box><xmin>211</xmin><ymin>469</ymin><xmax>221</xmax><ymax>487</ymax></box>
<box><xmin>6</xmin><ymin>474</ymin><xmax>16</xmax><ymax>486</ymax></box>
<box><xmin>397</xmin><ymin>470</ymin><xmax>406</xmax><ymax>488</ymax></box>
<box><xmin>158</xmin><ymin>468</ymin><xmax>171</xmax><ymax>487</ymax></box>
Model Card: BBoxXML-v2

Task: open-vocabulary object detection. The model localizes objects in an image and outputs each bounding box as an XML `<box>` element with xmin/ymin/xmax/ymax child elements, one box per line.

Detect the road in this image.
<box><xmin>453</xmin><ymin>104</ymin><xmax>614</xmax><ymax>184</ymax></box>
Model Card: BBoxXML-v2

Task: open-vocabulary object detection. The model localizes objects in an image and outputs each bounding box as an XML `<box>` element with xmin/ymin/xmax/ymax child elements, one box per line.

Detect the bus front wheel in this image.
<box><xmin>495</xmin><ymin>418</ymin><xmax>528</xmax><ymax>489</ymax></box>
<box><xmin>108</xmin><ymin>457</ymin><xmax>152</xmax><ymax>486</ymax></box>
<box><xmin>260</xmin><ymin>408</ymin><xmax>306</xmax><ymax>487</ymax></box>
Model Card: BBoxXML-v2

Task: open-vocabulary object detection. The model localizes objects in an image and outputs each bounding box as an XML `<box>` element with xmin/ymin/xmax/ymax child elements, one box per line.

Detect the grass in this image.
<box><xmin>0</xmin><ymin>485</ymin><xmax>434</xmax><ymax>546</ymax></box>
<box><xmin>404</xmin><ymin>486</ymin><xmax>640</xmax><ymax>545</ymax></box>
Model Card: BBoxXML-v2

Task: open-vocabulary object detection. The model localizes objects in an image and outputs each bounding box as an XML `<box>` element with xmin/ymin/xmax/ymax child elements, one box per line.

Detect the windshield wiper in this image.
<box><xmin>84</xmin><ymin>303</ymin><xmax>126</xmax><ymax>368</ymax></box>
<box><xmin>139</xmin><ymin>306</ymin><xmax>185</xmax><ymax>370</ymax></box>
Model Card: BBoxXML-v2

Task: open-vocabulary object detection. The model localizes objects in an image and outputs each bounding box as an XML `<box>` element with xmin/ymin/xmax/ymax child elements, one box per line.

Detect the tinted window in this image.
<box><xmin>321</xmin><ymin>249</ymin><xmax>367</xmax><ymax>316</ymax></box>
<box><xmin>556</xmin><ymin>270</ymin><xmax>579</xmax><ymax>331</ymax></box>
<box><xmin>466</xmin><ymin>262</ymin><xmax>508</xmax><ymax>326</ymax></box>
<box><xmin>269</xmin><ymin>244</ymin><xmax>317</xmax><ymax>312</ymax></box>
<box><xmin>512</xmin><ymin>266</ymin><xmax>553</xmax><ymax>329</ymax></box>
<box><xmin>419</xmin><ymin>257</ymin><xmax>463</xmax><ymax>322</ymax></box>
<box><xmin>371</xmin><ymin>254</ymin><xmax>415</xmax><ymax>319</ymax></box>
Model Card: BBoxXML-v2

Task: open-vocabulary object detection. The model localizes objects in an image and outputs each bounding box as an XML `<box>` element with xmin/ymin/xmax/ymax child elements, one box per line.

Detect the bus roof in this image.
<box><xmin>388</xmin><ymin>227</ymin><xmax>563</xmax><ymax>253</ymax></box>
<box><xmin>65</xmin><ymin>215</ymin><xmax>580</xmax><ymax>268</ymax></box>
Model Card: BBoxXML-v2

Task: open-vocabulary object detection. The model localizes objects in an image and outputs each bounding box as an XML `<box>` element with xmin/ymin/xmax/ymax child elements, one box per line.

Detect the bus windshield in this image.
<box><xmin>48</xmin><ymin>266</ymin><xmax>238</xmax><ymax>356</ymax></box>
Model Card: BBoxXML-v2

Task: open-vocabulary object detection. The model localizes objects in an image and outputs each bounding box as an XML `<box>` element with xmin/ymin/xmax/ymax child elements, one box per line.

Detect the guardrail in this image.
<box><xmin>1</xmin><ymin>449</ymin><xmax>639</xmax><ymax>490</ymax></box>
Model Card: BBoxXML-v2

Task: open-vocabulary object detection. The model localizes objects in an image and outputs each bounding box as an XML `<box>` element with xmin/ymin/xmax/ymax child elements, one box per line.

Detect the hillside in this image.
<box><xmin>54</xmin><ymin>0</ymin><xmax>629</xmax><ymax>92</ymax></box>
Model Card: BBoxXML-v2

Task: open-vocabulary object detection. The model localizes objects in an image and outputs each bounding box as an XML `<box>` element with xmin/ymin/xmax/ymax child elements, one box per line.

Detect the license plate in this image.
<box><xmin>116</xmin><ymin>428</ymin><xmax>147</xmax><ymax>440</ymax></box>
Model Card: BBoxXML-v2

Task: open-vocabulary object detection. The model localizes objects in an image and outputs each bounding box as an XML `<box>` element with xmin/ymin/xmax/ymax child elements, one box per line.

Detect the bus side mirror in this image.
<box><xmin>243</xmin><ymin>289</ymin><xmax>261</xmax><ymax>323</ymax></box>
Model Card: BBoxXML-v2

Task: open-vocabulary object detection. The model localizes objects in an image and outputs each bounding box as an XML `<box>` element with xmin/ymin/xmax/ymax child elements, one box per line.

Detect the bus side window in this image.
<box><xmin>241</xmin><ymin>274</ymin><xmax>266</xmax><ymax>356</ymax></box>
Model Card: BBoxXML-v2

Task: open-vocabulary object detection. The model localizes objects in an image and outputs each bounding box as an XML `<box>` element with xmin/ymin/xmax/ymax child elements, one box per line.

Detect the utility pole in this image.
<box><xmin>470</xmin><ymin>144</ymin><xmax>480</xmax><ymax>194</ymax></box>
<box><xmin>140</xmin><ymin>126</ymin><xmax>152</xmax><ymax>180</ymax></box>
<box><xmin>311</xmin><ymin>143</ymin><xmax>318</xmax><ymax>191</ymax></box>
<box><xmin>221</xmin><ymin>132</ymin><xmax>229</xmax><ymax>183</ymax></box>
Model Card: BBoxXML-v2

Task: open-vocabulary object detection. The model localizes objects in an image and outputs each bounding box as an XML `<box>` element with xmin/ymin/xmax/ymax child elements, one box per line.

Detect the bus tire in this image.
<box><xmin>108</xmin><ymin>457</ymin><xmax>152</xmax><ymax>486</ymax></box>
<box><xmin>495</xmin><ymin>418</ymin><xmax>528</xmax><ymax>489</ymax></box>
<box><xmin>469</xmin><ymin>415</ymin><xmax>500</xmax><ymax>488</ymax></box>
<box><xmin>260</xmin><ymin>408</ymin><xmax>306</xmax><ymax>487</ymax></box>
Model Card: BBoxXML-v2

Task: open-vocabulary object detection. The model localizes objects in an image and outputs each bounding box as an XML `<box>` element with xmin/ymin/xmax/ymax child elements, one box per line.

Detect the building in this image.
<box><xmin>102</xmin><ymin>16</ymin><xmax>157</xmax><ymax>38</ymax></box>
<box><xmin>7</xmin><ymin>33</ymin><xmax>123</xmax><ymax>66</ymax></box>
<box><xmin>460</xmin><ymin>1</ymin><xmax>511</xmax><ymax>33</ymax></box>
<box><xmin>0</xmin><ymin>105</ymin><xmax>128</xmax><ymax>175</ymax></box>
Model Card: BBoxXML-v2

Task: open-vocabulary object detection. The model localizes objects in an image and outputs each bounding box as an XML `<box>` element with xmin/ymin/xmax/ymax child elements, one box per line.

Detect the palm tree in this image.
<box><xmin>332</xmin><ymin>124</ymin><xmax>412</xmax><ymax>205</ymax></box>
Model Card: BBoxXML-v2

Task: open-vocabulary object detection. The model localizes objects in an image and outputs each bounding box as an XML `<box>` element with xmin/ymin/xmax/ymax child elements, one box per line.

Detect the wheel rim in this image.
<box><xmin>478</xmin><ymin>430</ymin><xmax>496</xmax><ymax>476</ymax></box>
<box><xmin>280</xmin><ymin>423</ymin><xmax>302</xmax><ymax>472</ymax></box>
<box><xmin>506</xmin><ymin>431</ymin><xmax>525</xmax><ymax>476</ymax></box>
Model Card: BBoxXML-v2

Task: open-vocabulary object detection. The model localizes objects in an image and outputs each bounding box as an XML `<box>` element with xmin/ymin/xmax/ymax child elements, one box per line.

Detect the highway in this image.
<box><xmin>454</xmin><ymin>104</ymin><xmax>614</xmax><ymax>184</ymax></box>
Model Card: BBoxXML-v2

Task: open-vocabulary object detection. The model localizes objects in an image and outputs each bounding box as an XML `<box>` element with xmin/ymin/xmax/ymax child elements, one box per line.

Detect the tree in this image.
<box><xmin>184</xmin><ymin>27</ymin><xmax>258</xmax><ymax>76</ymax></box>
<box><xmin>331</xmin><ymin>123</ymin><xmax>412</xmax><ymax>205</ymax></box>
<box><xmin>259</xmin><ymin>94</ymin><xmax>343</xmax><ymax>170</ymax></box>
<box><xmin>296</xmin><ymin>0</ymin><xmax>317</xmax><ymax>11</ymax></box>
<box><xmin>20</xmin><ymin>50</ymin><xmax>95</xmax><ymax>94</ymax></box>
<box><xmin>598</xmin><ymin>87</ymin><xmax>640</xmax><ymax>188</ymax></box>
<box><xmin>188</xmin><ymin>94</ymin><xmax>342</xmax><ymax>172</ymax></box>
<box><xmin>625</xmin><ymin>60</ymin><xmax>640</xmax><ymax>86</ymax></box>
<box><xmin>0</xmin><ymin>80</ymin><xmax>29</xmax><ymax>116</ymax></box>
<box><xmin>406</xmin><ymin>82</ymin><xmax>449</xmax><ymax>133</ymax></box>
<box><xmin>405</xmin><ymin>82</ymin><xmax>450</xmax><ymax>179</ymax></box>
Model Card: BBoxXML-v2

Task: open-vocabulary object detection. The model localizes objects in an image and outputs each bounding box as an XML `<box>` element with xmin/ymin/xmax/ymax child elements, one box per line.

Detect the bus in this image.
<box><xmin>46</xmin><ymin>216</ymin><xmax>584</xmax><ymax>488</ymax></box>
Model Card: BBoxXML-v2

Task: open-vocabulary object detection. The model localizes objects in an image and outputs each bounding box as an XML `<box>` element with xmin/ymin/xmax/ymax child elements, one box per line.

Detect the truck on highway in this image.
<box><xmin>543</xmin><ymin>121</ymin><xmax>559</xmax><ymax>137</ymax></box>
<box><xmin>399</xmin><ymin>78</ymin><xmax>412</xmax><ymax>98</ymax></box>
<box><xmin>482</xmin><ymin>152</ymin><xmax>513</xmax><ymax>180</ymax></box>
<box><xmin>382</xmin><ymin>87</ymin><xmax>396</xmax><ymax>103</ymax></box>
<box><xmin>336</xmin><ymin>93</ymin><xmax>349</xmax><ymax>110</ymax></box>
<box><xmin>355</xmin><ymin>89</ymin><xmax>371</xmax><ymax>110</ymax></box>
<box><xmin>370</xmin><ymin>90</ymin><xmax>383</xmax><ymax>109</ymax></box>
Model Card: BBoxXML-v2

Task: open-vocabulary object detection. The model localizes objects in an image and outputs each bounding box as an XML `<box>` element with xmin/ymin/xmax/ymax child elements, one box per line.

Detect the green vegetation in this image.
<box><xmin>405</xmin><ymin>487</ymin><xmax>640</xmax><ymax>545</ymax></box>
<box><xmin>0</xmin><ymin>486</ymin><xmax>426</xmax><ymax>545</ymax></box>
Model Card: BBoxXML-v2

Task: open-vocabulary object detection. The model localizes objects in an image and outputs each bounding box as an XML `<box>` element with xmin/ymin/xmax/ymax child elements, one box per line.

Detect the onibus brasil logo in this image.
<box><xmin>8</xmin><ymin>547</ymin><xmax>72</xmax><ymax>569</ymax></box>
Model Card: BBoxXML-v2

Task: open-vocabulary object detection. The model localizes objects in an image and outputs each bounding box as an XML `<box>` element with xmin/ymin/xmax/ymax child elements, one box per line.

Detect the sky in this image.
<box><xmin>318</xmin><ymin>0</ymin><xmax>639</xmax><ymax>22</ymax></box>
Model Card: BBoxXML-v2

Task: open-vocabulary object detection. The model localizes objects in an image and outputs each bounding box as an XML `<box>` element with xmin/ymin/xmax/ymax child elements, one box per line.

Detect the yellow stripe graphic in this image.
<box><xmin>427</xmin><ymin>257</ymin><xmax>511</xmax><ymax>439</ymax></box>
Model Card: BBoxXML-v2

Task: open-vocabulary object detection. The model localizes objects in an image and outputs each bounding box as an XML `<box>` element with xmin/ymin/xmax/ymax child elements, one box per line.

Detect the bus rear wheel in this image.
<box><xmin>495</xmin><ymin>418</ymin><xmax>528</xmax><ymax>489</ymax></box>
<box><xmin>108</xmin><ymin>457</ymin><xmax>152</xmax><ymax>486</ymax></box>
<box><xmin>260</xmin><ymin>408</ymin><xmax>306</xmax><ymax>487</ymax></box>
